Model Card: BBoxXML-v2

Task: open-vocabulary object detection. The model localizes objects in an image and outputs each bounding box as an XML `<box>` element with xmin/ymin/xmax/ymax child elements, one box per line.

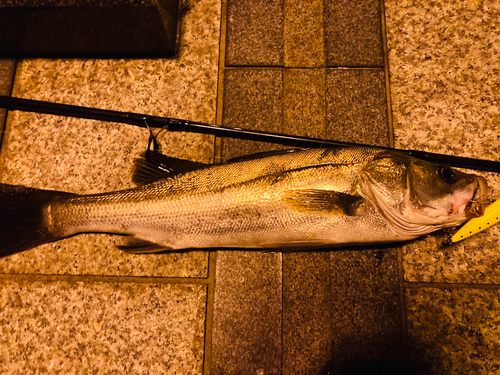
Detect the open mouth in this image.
<box><xmin>464</xmin><ymin>177</ymin><xmax>488</xmax><ymax>219</ymax></box>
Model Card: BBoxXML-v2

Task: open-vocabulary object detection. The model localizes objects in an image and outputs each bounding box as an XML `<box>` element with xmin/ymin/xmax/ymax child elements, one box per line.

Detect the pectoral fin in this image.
<box><xmin>282</xmin><ymin>189</ymin><xmax>364</xmax><ymax>216</ymax></box>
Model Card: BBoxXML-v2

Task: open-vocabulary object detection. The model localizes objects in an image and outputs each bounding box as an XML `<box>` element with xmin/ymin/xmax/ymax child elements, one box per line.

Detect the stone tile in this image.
<box><xmin>0</xmin><ymin>59</ymin><xmax>15</xmax><ymax>95</ymax></box>
<box><xmin>214</xmin><ymin>69</ymin><xmax>284</xmax><ymax>372</ymax></box>
<box><xmin>326</xmin><ymin>69</ymin><xmax>389</xmax><ymax>147</ymax></box>
<box><xmin>284</xmin><ymin>0</ymin><xmax>324</xmax><ymax>68</ymax></box>
<box><xmin>386</xmin><ymin>0</ymin><xmax>500</xmax><ymax>283</ymax></box>
<box><xmin>212</xmin><ymin>251</ymin><xmax>282</xmax><ymax>374</ymax></box>
<box><xmin>0</xmin><ymin>59</ymin><xmax>15</xmax><ymax>143</ymax></box>
<box><xmin>329</xmin><ymin>249</ymin><xmax>403</xmax><ymax>368</ymax></box>
<box><xmin>0</xmin><ymin>279</ymin><xmax>207</xmax><ymax>373</ymax></box>
<box><xmin>0</xmin><ymin>0</ymin><xmax>220</xmax><ymax>277</ymax></box>
<box><xmin>406</xmin><ymin>287</ymin><xmax>500</xmax><ymax>374</ymax></box>
<box><xmin>282</xmin><ymin>70</ymin><xmax>330</xmax><ymax>373</ymax></box>
<box><xmin>283</xmin><ymin>69</ymin><xmax>326</xmax><ymax>138</ymax></box>
<box><xmin>402</xmin><ymin>230</ymin><xmax>500</xmax><ymax>284</ymax></box>
<box><xmin>226</xmin><ymin>0</ymin><xmax>284</xmax><ymax>66</ymax></box>
<box><xmin>283</xmin><ymin>252</ymin><xmax>331</xmax><ymax>374</ymax></box>
<box><xmin>324</xmin><ymin>0</ymin><xmax>384</xmax><ymax>67</ymax></box>
<box><xmin>222</xmin><ymin>68</ymin><xmax>284</xmax><ymax>160</ymax></box>
<box><xmin>2</xmin><ymin>0</ymin><xmax>155</xmax><ymax>5</ymax></box>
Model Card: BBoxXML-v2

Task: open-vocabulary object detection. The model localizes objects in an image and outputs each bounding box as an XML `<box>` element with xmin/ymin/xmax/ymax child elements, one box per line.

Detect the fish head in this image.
<box><xmin>359</xmin><ymin>151</ymin><xmax>488</xmax><ymax>237</ymax></box>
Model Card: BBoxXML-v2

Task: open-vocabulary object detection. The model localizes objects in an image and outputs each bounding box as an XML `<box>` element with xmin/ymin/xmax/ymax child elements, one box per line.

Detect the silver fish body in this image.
<box><xmin>0</xmin><ymin>147</ymin><xmax>489</xmax><ymax>256</ymax></box>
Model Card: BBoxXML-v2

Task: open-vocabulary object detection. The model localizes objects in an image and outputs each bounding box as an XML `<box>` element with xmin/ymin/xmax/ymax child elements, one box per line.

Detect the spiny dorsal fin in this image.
<box><xmin>132</xmin><ymin>150</ymin><xmax>208</xmax><ymax>185</ymax></box>
<box><xmin>282</xmin><ymin>189</ymin><xmax>364</xmax><ymax>216</ymax></box>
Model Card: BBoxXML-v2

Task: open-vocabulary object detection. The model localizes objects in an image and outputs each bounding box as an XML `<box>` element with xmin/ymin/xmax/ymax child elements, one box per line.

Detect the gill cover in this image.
<box><xmin>358</xmin><ymin>152</ymin><xmax>487</xmax><ymax>238</ymax></box>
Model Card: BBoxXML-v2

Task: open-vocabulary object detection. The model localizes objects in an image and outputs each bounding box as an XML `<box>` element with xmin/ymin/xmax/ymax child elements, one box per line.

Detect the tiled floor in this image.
<box><xmin>1</xmin><ymin>0</ymin><xmax>499</xmax><ymax>374</ymax></box>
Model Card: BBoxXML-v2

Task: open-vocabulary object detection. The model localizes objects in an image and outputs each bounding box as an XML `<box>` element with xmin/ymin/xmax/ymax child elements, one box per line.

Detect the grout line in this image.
<box><xmin>324</xmin><ymin>66</ymin><xmax>328</xmax><ymax>140</ymax></box>
<box><xmin>281</xmin><ymin>66</ymin><xmax>285</xmax><ymax>374</ymax></box>
<box><xmin>326</xmin><ymin>252</ymin><xmax>333</xmax><ymax>366</ymax></box>
<box><xmin>203</xmin><ymin>0</ymin><xmax>228</xmax><ymax>372</ymax></box>
<box><xmin>203</xmin><ymin>251</ymin><xmax>218</xmax><ymax>375</ymax></box>
<box><xmin>404</xmin><ymin>281</ymin><xmax>500</xmax><ymax>290</ymax></box>
<box><xmin>381</xmin><ymin>0</ymin><xmax>404</xmax><ymax>359</ymax></box>
<box><xmin>213</xmin><ymin>0</ymin><xmax>227</xmax><ymax>164</ymax></box>
<box><xmin>397</xmin><ymin>247</ymin><xmax>409</xmax><ymax>358</ymax></box>
<box><xmin>224</xmin><ymin>65</ymin><xmax>386</xmax><ymax>70</ymax></box>
<box><xmin>0</xmin><ymin>272</ymin><xmax>210</xmax><ymax>285</ymax></box>
<box><xmin>0</xmin><ymin>59</ymin><xmax>17</xmax><ymax>153</ymax></box>
<box><xmin>380</xmin><ymin>0</ymin><xmax>395</xmax><ymax>148</ymax></box>
<box><xmin>281</xmin><ymin>253</ymin><xmax>285</xmax><ymax>374</ymax></box>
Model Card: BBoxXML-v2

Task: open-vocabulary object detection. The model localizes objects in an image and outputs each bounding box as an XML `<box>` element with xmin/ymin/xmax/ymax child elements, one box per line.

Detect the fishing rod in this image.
<box><xmin>1</xmin><ymin>94</ymin><xmax>499</xmax><ymax>173</ymax></box>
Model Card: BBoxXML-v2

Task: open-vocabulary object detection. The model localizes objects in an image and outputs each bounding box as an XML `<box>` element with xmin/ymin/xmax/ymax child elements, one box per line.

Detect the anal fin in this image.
<box><xmin>117</xmin><ymin>237</ymin><xmax>172</xmax><ymax>254</ymax></box>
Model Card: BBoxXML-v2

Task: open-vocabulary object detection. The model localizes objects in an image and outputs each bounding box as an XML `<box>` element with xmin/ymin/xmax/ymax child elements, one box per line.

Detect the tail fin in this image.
<box><xmin>0</xmin><ymin>183</ymin><xmax>74</xmax><ymax>258</ymax></box>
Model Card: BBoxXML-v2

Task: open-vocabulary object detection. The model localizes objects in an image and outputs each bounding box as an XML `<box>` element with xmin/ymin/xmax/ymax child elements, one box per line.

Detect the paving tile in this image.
<box><xmin>0</xmin><ymin>59</ymin><xmax>15</xmax><ymax>139</ymax></box>
<box><xmin>283</xmin><ymin>69</ymin><xmax>326</xmax><ymax>138</ymax></box>
<box><xmin>213</xmin><ymin>68</ymin><xmax>285</xmax><ymax>373</ymax></box>
<box><xmin>324</xmin><ymin>67</ymin><xmax>401</xmax><ymax>370</ymax></box>
<box><xmin>324</xmin><ymin>0</ymin><xmax>384</xmax><ymax>67</ymax></box>
<box><xmin>212</xmin><ymin>251</ymin><xmax>283</xmax><ymax>374</ymax></box>
<box><xmin>326</xmin><ymin>68</ymin><xmax>389</xmax><ymax>147</ymax></box>
<box><xmin>0</xmin><ymin>0</ymin><xmax>221</xmax><ymax>277</ymax></box>
<box><xmin>0</xmin><ymin>59</ymin><xmax>15</xmax><ymax>95</ymax></box>
<box><xmin>283</xmin><ymin>252</ymin><xmax>331</xmax><ymax>374</ymax></box>
<box><xmin>284</xmin><ymin>0</ymin><xmax>324</xmax><ymax>68</ymax></box>
<box><xmin>406</xmin><ymin>287</ymin><xmax>500</xmax><ymax>374</ymax></box>
<box><xmin>386</xmin><ymin>0</ymin><xmax>500</xmax><ymax>283</ymax></box>
<box><xmin>226</xmin><ymin>0</ymin><xmax>284</xmax><ymax>66</ymax></box>
<box><xmin>222</xmin><ymin>68</ymin><xmax>284</xmax><ymax>160</ymax></box>
<box><xmin>0</xmin><ymin>279</ymin><xmax>207</xmax><ymax>374</ymax></box>
<box><xmin>329</xmin><ymin>249</ymin><xmax>403</xmax><ymax>369</ymax></box>
<box><xmin>281</xmin><ymin>69</ymin><xmax>330</xmax><ymax>374</ymax></box>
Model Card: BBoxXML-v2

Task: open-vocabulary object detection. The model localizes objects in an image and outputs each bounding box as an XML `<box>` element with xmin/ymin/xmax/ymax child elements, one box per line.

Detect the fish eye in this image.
<box><xmin>437</xmin><ymin>166</ymin><xmax>455</xmax><ymax>183</ymax></box>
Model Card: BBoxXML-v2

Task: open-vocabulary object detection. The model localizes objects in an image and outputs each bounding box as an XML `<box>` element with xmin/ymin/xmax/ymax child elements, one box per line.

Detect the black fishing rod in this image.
<box><xmin>1</xmin><ymin>94</ymin><xmax>499</xmax><ymax>173</ymax></box>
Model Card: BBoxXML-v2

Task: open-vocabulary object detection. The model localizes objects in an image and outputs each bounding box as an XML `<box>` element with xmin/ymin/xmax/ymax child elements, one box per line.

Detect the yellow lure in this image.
<box><xmin>452</xmin><ymin>199</ymin><xmax>500</xmax><ymax>243</ymax></box>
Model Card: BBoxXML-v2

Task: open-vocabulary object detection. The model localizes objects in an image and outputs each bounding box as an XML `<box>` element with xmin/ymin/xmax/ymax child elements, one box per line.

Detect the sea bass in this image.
<box><xmin>0</xmin><ymin>147</ymin><xmax>488</xmax><ymax>257</ymax></box>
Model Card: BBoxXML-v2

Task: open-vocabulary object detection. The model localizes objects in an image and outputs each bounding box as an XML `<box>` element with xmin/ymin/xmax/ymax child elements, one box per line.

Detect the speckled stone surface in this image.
<box><xmin>330</xmin><ymin>249</ymin><xmax>403</xmax><ymax>367</ymax></box>
<box><xmin>284</xmin><ymin>0</ymin><xmax>324</xmax><ymax>68</ymax></box>
<box><xmin>221</xmin><ymin>68</ymin><xmax>284</xmax><ymax>160</ymax></box>
<box><xmin>0</xmin><ymin>279</ymin><xmax>207</xmax><ymax>374</ymax></box>
<box><xmin>212</xmin><ymin>252</ymin><xmax>283</xmax><ymax>374</ymax></box>
<box><xmin>0</xmin><ymin>59</ymin><xmax>15</xmax><ymax>134</ymax></box>
<box><xmin>283</xmin><ymin>252</ymin><xmax>331</xmax><ymax>374</ymax></box>
<box><xmin>283</xmin><ymin>69</ymin><xmax>326</xmax><ymax>138</ymax></box>
<box><xmin>0</xmin><ymin>59</ymin><xmax>15</xmax><ymax>95</ymax></box>
<box><xmin>225</xmin><ymin>0</ymin><xmax>284</xmax><ymax>66</ymax></box>
<box><xmin>326</xmin><ymin>68</ymin><xmax>390</xmax><ymax>147</ymax></box>
<box><xmin>386</xmin><ymin>0</ymin><xmax>500</xmax><ymax>283</ymax></box>
<box><xmin>324</xmin><ymin>0</ymin><xmax>384</xmax><ymax>67</ymax></box>
<box><xmin>406</xmin><ymin>287</ymin><xmax>500</xmax><ymax>374</ymax></box>
<box><xmin>0</xmin><ymin>0</ymin><xmax>221</xmax><ymax>277</ymax></box>
<box><xmin>2</xmin><ymin>0</ymin><xmax>156</xmax><ymax>6</ymax></box>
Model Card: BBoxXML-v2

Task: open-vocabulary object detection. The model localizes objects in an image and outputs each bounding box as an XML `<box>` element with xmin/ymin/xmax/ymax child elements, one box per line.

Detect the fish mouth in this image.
<box><xmin>462</xmin><ymin>177</ymin><xmax>488</xmax><ymax>219</ymax></box>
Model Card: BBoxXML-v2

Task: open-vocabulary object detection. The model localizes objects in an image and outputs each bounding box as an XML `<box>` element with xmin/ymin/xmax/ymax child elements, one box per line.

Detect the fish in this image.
<box><xmin>0</xmin><ymin>147</ymin><xmax>489</xmax><ymax>258</ymax></box>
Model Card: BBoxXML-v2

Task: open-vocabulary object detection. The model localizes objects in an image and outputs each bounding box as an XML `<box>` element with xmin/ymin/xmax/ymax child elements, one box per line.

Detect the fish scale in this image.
<box><xmin>0</xmin><ymin>147</ymin><xmax>488</xmax><ymax>256</ymax></box>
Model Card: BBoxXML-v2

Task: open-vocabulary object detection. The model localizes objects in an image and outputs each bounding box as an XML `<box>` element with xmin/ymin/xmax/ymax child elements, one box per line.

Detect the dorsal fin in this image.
<box><xmin>132</xmin><ymin>150</ymin><xmax>208</xmax><ymax>185</ymax></box>
<box><xmin>226</xmin><ymin>148</ymin><xmax>305</xmax><ymax>163</ymax></box>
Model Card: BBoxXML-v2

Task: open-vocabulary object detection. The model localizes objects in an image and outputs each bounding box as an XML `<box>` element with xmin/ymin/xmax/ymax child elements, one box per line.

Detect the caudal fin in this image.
<box><xmin>0</xmin><ymin>183</ymin><xmax>74</xmax><ymax>258</ymax></box>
